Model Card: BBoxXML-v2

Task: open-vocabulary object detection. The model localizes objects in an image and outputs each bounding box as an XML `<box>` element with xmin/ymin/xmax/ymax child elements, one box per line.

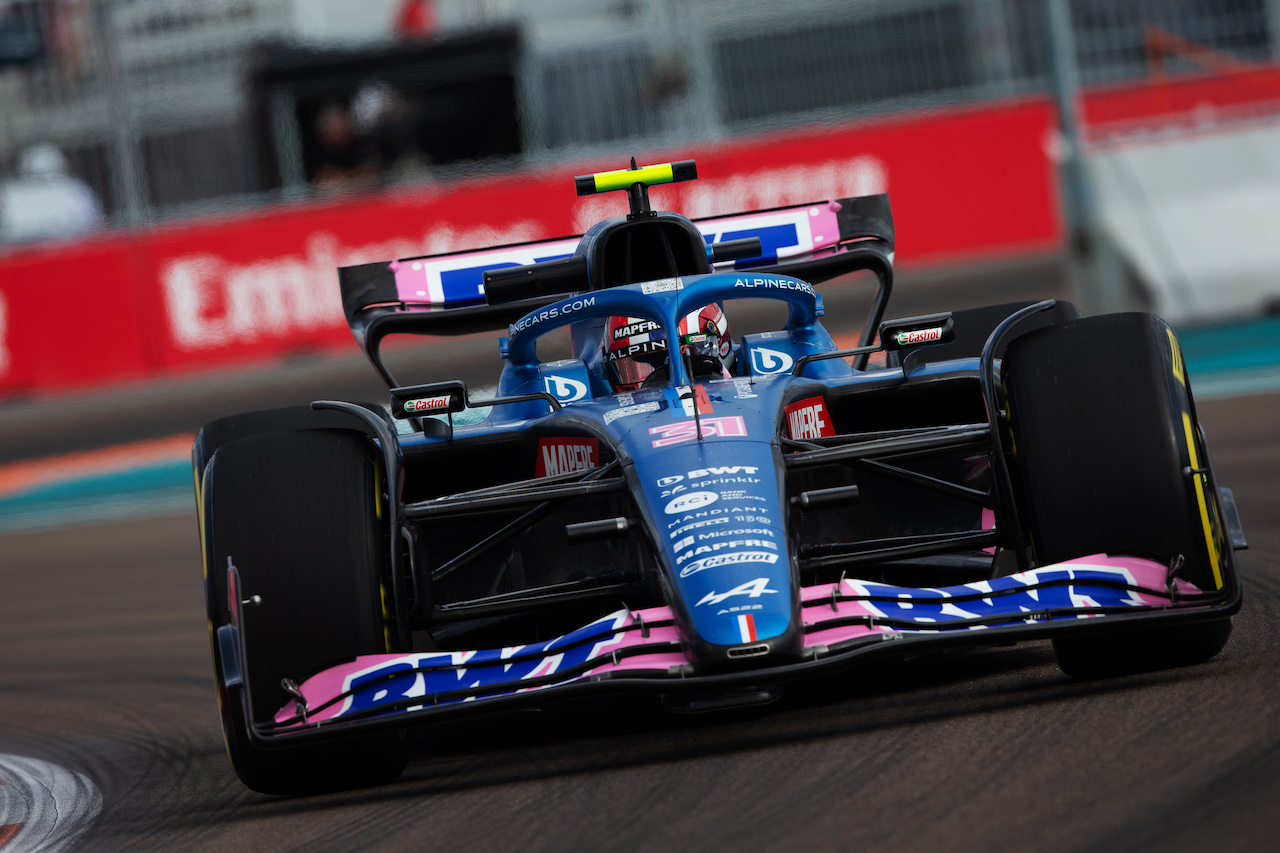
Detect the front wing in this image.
<box><xmin>219</xmin><ymin>554</ymin><xmax>1237</xmax><ymax>747</ymax></box>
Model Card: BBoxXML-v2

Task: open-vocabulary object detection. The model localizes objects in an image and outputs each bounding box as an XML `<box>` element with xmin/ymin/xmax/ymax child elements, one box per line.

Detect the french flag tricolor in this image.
<box><xmin>736</xmin><ymin>613</ymin><xmax>758</xmax><ymax>643</ymax></box>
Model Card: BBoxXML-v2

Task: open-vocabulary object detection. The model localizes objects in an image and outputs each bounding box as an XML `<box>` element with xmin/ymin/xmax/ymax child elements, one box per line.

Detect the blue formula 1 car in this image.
<box><xmin>194</xmin><ymin>159</ymin><xmax>1247</xmax><ymax>794</ymax></box>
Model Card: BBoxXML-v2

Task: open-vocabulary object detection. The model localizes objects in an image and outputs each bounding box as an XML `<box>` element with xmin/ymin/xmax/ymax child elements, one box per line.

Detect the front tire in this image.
<box><xmin>1002</xmin><ymin>313</ymin><xmax>1232</xmax><ymax>679</ymax></box>
<box><xmin>202</xmin><ymin>428</ymin><xmax>408</xmax><ymax>794</ymax></box>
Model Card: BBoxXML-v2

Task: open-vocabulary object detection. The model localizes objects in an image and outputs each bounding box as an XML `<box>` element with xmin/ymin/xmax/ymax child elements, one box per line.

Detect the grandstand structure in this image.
<box><xmin>2</xmin><ymin>0</ymin><xmax>1278</xmax><ymax>232</ymax></box>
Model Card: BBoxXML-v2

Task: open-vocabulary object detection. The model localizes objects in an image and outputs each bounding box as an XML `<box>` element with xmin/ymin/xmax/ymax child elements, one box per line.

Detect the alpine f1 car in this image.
<box><xmin>194</xmin><ymin>159</ymin><xmax>1247</xmax><ymax>794</ymax></box>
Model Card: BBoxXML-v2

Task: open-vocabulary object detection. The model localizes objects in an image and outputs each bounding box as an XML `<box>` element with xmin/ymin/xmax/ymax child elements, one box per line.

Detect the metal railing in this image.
<box><xmin>1</xmin><ymin>0</ymin><xmax>1278</xmax><ymax>245</ymax></box>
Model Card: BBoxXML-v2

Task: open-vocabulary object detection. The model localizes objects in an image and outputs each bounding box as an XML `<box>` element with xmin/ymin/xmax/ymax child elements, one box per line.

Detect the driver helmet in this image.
<box><xmin>603</xmin><ymin>304</ymin><xmax>734</xmax><ymax>392</ymax></box>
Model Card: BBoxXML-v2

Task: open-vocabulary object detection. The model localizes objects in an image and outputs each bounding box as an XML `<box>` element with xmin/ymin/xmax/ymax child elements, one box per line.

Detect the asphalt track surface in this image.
<box><xmin>3</xmin><ymin>256</ymin><xmax>1279</xmax><ymax>851</ymax></box>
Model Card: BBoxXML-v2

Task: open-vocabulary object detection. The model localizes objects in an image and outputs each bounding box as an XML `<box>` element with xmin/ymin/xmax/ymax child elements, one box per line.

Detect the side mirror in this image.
<box><xmin>390</xmin><ymin>381</ymin><xmax>468</xmax><ymax>419</ymax></box>
<box><xmin>879</xmin><ymin>313</ymin><xmax>955</xmax><ymax>351</ymax></box>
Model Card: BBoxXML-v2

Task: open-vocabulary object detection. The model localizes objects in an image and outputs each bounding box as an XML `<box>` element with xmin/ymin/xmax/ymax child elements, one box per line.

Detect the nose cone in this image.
<box><xmin>622</xmin><ymin>404</ymin><xmax>802</xmax><ymax>668</ymax></box>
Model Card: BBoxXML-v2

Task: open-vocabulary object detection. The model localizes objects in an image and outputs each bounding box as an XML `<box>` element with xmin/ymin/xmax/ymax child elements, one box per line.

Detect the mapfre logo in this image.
<box><xmin>784</xmin><ymin>396</ymin><xmax>835</xmax><ymax>440</ymax></box>
<box><xmin>536</xmin><ymin>437</ymin><xmax>598</xmax><ymax>478</ymax></box>
<box><xmin>614</xmin><ymin>320</ymin><xmax>659</xmax><ymax>340</ymax></box>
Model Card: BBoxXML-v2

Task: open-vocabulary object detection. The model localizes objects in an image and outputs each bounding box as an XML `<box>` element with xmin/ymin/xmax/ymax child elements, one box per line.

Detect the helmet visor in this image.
<box><xmin>610</xmin><ymin>349</ymin><xmax>666</xmax><ymax>388</ymax></box>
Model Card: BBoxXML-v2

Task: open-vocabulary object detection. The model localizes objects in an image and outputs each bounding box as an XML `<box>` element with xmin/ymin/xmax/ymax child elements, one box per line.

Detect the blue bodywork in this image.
<box><xmin>408</xmin><ymin>273</ymin><xmax>847</xmax><ymax>663</ymax></box>
<box><xmin>193</xmin><ymin>169</ymin><xmax>1244</xmax><ymax>794</ymax></box>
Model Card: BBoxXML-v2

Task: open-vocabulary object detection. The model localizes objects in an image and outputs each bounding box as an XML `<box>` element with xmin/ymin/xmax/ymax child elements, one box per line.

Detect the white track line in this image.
<box><xmin>0</xmin><ymin>755</ymin><xmax>102</xmax><ymax>852</ymax></box>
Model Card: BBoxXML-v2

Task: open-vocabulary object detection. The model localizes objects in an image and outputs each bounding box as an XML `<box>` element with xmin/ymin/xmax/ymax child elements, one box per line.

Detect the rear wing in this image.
<box><xmin>338</xmin><ymin>194</ymin><xmax>894</xmax><ymax>386</ymax></box>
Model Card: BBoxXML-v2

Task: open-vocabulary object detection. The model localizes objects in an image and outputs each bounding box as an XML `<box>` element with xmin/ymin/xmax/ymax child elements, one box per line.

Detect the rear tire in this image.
<box><xmin>202</xmin><ymin>428</ymin><xmax>408</xmax><ymax>794</ymax></box>
<box><xmin>1003</xmin><ymin>313</ymin><xmax>1232</xmax><ymax>679</ymax></box>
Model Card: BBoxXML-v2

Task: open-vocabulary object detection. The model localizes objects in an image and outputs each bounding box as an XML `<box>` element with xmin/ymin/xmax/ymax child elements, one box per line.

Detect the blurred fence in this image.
<box><xmin>2</xmin><ymin>0</ymin><xmax>1280</xmax><ymax>244</ymax></box>
<box><xmin>0</xmin><ymin>0</ymin><xmax>291</xmax><ymax>235</ymax></box>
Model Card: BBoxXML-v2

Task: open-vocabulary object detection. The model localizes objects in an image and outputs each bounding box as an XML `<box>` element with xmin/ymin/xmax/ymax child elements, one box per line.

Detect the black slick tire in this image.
<box><xmin>1002</xmin><ymin>313</ymin><xmax>1231</xmax><ymax>679</ymax></box>
<box><xmin>202</xmin><ymin>428</ymin><xmax>407</xmax><ymax>794</ymax></box>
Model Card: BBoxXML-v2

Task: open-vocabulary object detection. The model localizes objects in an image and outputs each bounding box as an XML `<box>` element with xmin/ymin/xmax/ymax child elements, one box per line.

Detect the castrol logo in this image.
<box><xmin>895</xmin><ymin>327</ymin><xmax>943</xmax><ymax>346</ymax></box>
<box><xmin>405</xmin><ymin>396</ymin><xmax>450</xmax><ymax>413</ymax></box>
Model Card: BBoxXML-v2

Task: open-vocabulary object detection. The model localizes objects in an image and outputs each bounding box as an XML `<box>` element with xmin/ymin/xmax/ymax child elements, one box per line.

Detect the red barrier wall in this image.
<box><xmin>0</xmin><ymin>98</ymin><xmax>1062</xmax><ymax>396</ymax></box>
<box><xmin>1084</xmin><ymin>65</ymin><xmax>1280</xmax><ymax>138</ymax></box>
